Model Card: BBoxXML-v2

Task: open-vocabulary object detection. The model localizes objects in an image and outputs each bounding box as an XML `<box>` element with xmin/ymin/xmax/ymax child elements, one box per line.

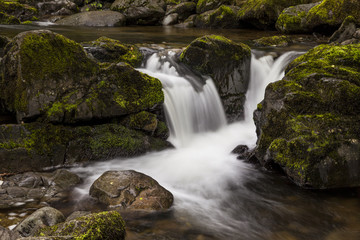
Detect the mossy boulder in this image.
<box><xmin>111</xmin><ymin>0</ymin><xmax>166</xmax><ymax>25</ymax></box>
<box><xmin>165</xmin><ymin>2</ymin><xmax>196</xmax><ymax>21</ymax></box>
<box><xmin>56</xmin><ymin>10</ymin><xmax>126</xmax><ymax>27</ymax></box>
<box><xmin>277</xmin><ymin>0</ymin><xmax>360</xmax><ymax>34</ymax></box>
<box><xmin>194</xmin><ymin>5</ymin><xmax>240</xmax><ymax>28</ymax></box>
<box><xmin>0</xmin><ymin>30</ymin><xmax>163</xmax><ymax>124</ymax></box>
<box><xmin>254</xmin><ymin>43</ymin><xmax>360</xmax><ymax>189</ymax></box>
<box><xmin>275</xmin><ymin>2</ymin><xmax>321</xmax><ymax>33</ymax></box>
<box><xmin>0</xmin><ymin>11</ymin><xmax>20</xmax><ymax>24</ymax></box>
<box><xmin>180</xmin><ymin>35</ymin><xmax>251</xmax><ymax>121</ymax></box>
<box><xmin>196</xmin><ymin>0</ymin><xmax>234</xmax><ymax>14</ymax></box>
<box><xmin>253</xmin><ymin>35</ymin><xmax>292</xmax><ymax>47</ymax></box>
<box><xmin>36</xmin><ymin>211</ymin><xmax>125</xmax><ymax>240</ymax></box>
<box><xmin>237</xmin><ymin>0</ymin><xmax>318</xmax><ymax>30</ymax></box>
<box><xmin>90</xmin><ymin>170</ymin><xmax>174</xmax><ymax>210</ymax></box>
<box><xmin>83</xmin><ymin>36</ymin><xmax>142</xmax><ymax>67</ymax></box>
<box><xmin>0</xmin><ymin>1</ymin><xmax>38</xmax><ymax>22</ymax></box>
<box><xmin>0</xmin><ymin>122</ymin><xmax>170</xmax><ymax>173</ymax></box>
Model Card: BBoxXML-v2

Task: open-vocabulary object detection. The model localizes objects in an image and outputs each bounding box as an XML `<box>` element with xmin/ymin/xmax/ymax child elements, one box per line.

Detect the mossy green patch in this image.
<box><xmin>254</xmin><ymin>35</ymin><xmax>292</xmax><ymax>47</ymax></box>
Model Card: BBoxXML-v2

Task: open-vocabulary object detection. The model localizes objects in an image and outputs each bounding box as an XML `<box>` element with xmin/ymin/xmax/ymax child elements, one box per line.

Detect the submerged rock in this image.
<box><xmin>90</xmin><ymin>170</ymin><xmax>174</xmax><ymax>210</ymax></box>
<box><xmin>36</xmin><ymin>211</ymin><xmax>125</xmax><ymax>240</ymax></box>
<box><xmin>56</xmin><ymin>10</ymin><xmax>126</xmax><ymax>27</ymax></box>
<box><xmin>254</xmin><ymin>43</ymin><xmax>360</xmax><ymax>189</ymax></box>
<box><xmin>180</xmin><ymin>35</ymin><xmax>251</xmax><ymax>121</ymax></box>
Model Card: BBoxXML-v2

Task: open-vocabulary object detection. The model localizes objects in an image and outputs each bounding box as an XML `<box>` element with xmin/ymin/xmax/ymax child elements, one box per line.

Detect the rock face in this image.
<box><xmin>254</xmin><ymin>43</ymin><xmax>360</xmax><ymax>189</ymax></box>
<box><xmin>0</xmin><ymin>169</ymin><xmax>80</xmax><ymax>209</ymax></box>
<box><xmin>0</xmin><ymin>30</ymin><xmax>170</xmax><ymax>173</ymax></box>
<box><xmin>0</xmin><ymin>1</ymin><xmax>38</xmax><ymax>23</ymax></box>
<box><xmin>13</xmin><ymin>207</ymin><xmax>65</xmax><ymax>238</ymax></box>
<box><xmin>180</xmin><ymin>35</ymin><xmax>251</xmax><ymax>121</ymax></box>
<box><xmin>238</xmin><ymin>0</ymin><xmax>318</xmax><ymax>30</ymax></box>
<box><xmin>56</xmin><ymin>10</ymin><xmax>126</xmax><ymax>27</ymax></box>
<box><xmin>111</xmin><ymin>0</ymin><xmax>166</xmax><ymax>25</ymax></box>
<box><xmin>36</xmin><ymin>211</ymin><xmax>126</xmax><ymax>240</ymax></box>
<box><xmin>277</xmin><ymin>0</ymin><xmax>360</xmax><ymax>34</ymax></box>
<box><xmin>90</xmin><ymin>170</ymin><xmax>174</xmax><ymax>210</ymax></box>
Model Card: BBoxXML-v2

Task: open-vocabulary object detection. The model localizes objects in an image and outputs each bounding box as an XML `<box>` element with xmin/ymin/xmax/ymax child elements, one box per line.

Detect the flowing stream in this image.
<box><xmin>69</xmin><ymin>50</ymin><xmax>360</xmax><ymax>240</ymax></box>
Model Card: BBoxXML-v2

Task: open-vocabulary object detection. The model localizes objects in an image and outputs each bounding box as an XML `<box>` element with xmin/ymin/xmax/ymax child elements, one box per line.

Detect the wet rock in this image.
<box><xmin>82</xmin><ymin>36</ymin><xmax>143</xmax><ymax>67</ymax></box>
<box><xmin>56</xmin><ymin>10</ymin><xmax>126</xmax><ymax>27</ymax></box>
<box><xmin>254</xmin><ymin>43</ymin><xmax>360</xmax><ymax>189</ymax></box>
<box><xmin>180</xmin><ymin>35</ymin><xmax>251</xmax><ymax>121</ymax></box>
<box><xmin>111</xmin><ymin>0</ymin><xmax>166</xmax><ymax>25</ymax></box>
<box><xmin>0</xmin><ymin>225</ymin><xmax>12</xmax><ymax>240</ymax></box>
<box><xmin>36</xmin><ymin>0</ymin><xmax>78</xmax><ymax>19</ymax></box>
<box><xmin>329</xmin><ymin>16</ymin><xmax>357</xmax><ymax>43</ymax></box>
<box><xmin>0</xmin><ymin>1</ymin><xmax>38</xmax><ymax>22</ymax></box>
<box><xmin>253</xmin><ymin>35</ymin><xmax>292</xmax><ymax>47</ymax></box>
<box><xmin>0</xmin><ymin>12</ymin><xmax>20</xmax><ymax>24</ymax></box>
<box><xmin>194</xmin><ymin>5</ymin><xmax>240</xmax><ymax>29</ymax></box>
<box><xmin>162</xmin><ymin>13</ymin><xmax>179</xmax><ymax>25</ymax></box>
<box><xmin>90</xmin><ymin>170</ymin><xmax>174</xmax><ymax>210</ymax></box>
<box><xmin>36</xmin><ymin>211</ymin><xmax>125</xmax><ymax>240</ymax></box>
<box><xmin>65</xmin><ymin>211</ymin><xmax>91</xmax><ymax>221</ymax></box>
<box><xmin>13</xmin><ymin>207</ymin><xmax>65</xmax><ymax>238</ymax></box>
<box><xmin>231</xmin><ymin>145</ymin><xmax>250</xmax><ymax>159</ymax></box>
<box><xmin>166</xmin><ymin>2</ymin><xmax>196</xmax><ymax>21</ymax></box>
<box><xmin>276</xmin><ymin>2</ymin><xmax>320</xmax><ymax>34</ymax></box>
<box><xmin>196</xmin><ymin>0</ymin><xmax>234</xmax><ymax>14</ymax></box>
<box><xmin>238</xmin><ymin>0</ymin><xmax>318</xmax><ymax>30</ymax></box>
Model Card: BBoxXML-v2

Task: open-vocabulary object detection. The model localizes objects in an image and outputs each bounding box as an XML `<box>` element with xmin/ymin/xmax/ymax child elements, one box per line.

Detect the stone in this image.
<box><xmin>0</xmin><ymin>225</ymin><xmax>12</xmax><ymax>240</ymax></box>
<box><xmin>56</xmin><ymin>10</ymin><xmax>126</xmax><ymax>27</ymax></box>
<box><xmin>180</xmin><ymin>35</ymin><xmax>251</xmax><ymax>121</ymax></box>
<box><xmin>329</xmin><ymin>16</ymin><xmax>357</xmax><ymax>43</ymax></box>
<box><xmin>253</xmin><ymin>35</ymin><xmax>293</xmax><ymax>47</ymax></box>
<box><xmin>254</xmin><ymin>43</ymin><xmax>360</xmax><ymax>189</ymax></box>
<box><xmin>13</xmin><ymin>207</ymin><xmax>65</xmax><ymax>238</ymax></box>
<box><xmin>36</xmin><ymin>211</ymin><xmax>125</xmax><ymax>240</ymax></box>
<box><xmin>196</xmin><ymin>0</ymin><xmax>234</xmax><ymax>14</ymax></box>
<box><xmin>194</xmin><ymin>5</ymin><xmax>240</xmax><ymax>29</ymax></box>
<box><xmin>90</xmin><ymin>170</ymin><xmax>174</xmax><ymax>210</ymax></box>
<box><xmin>166</xmin><ymin>2</ymin><xmax>196</xmax><ymax>21</ymax></box>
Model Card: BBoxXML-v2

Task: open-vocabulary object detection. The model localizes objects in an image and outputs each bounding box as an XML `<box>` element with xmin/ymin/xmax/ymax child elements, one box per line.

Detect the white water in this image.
<box><xmin>71</xmin><ymin>50</ymin><xmax>302</xmax><ymax>239</ymax></box>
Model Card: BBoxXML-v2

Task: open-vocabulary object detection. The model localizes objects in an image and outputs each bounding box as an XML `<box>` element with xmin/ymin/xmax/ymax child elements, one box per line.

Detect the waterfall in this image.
<box><xmin>139</xmin><ymin>51</ymin><xmax>227</xmax><ymax>147</ymax></box>
<box><xmin>71</xmin><ymin>50</ymin><xmax>304</xmax><ymax>239</ymax></box>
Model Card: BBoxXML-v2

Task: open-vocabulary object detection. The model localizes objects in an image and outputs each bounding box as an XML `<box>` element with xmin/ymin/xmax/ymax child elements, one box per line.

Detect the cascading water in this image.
<box><xmin>70</xmin><ymin>50</ymin><xmax>306</xmax><ymax>239</ymax></box>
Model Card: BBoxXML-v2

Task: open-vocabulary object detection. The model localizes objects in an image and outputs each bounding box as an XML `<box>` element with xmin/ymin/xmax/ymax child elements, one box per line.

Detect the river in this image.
<box><xmin>1</xmin><ymin>24</ymin><xmax>360</xmax><ymax>240</ymax></box>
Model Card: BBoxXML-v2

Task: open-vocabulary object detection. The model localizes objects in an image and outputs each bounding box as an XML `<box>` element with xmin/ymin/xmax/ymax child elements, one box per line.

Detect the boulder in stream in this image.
<box><xmin>194</xmin><ymin>5</ymin><xmax>240</xmax><ymax>29</ymax></box>
<box><xmin>56</xmin><ymin>10</ymin><xmax>126</xmax><ymax>27</ymax></box>
<box><xmin>180</xmin><ymin>35</ymin><xmax>251</xmax><ymax>121</ymax></box>
<box><xmin>90</xmin><ymin>170</ymin><xmax>174</xmax><ymax>210</ymax></box>
<box><xmin>254</xmin><ymin>43</ymin><xmax>360</xmax><ymax>189</ymax></box>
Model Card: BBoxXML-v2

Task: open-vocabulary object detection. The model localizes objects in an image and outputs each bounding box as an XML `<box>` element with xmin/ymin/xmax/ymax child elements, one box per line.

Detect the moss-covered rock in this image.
<box><xmin>0</xmin><ymin>1</ymin><xmax>38</xmax><ymax>22</ymax></box>
<box><xmin>254</xmin><ymin>43</ymin><xmax>360</xmax><ymax>189</ymax></box>
<box><xmin>166</xmin><ymin>2</ymin><xmax>196</xmax><ymax>21</ymax></box>
<box><xmin>111</xmin><ymin>0</ymin><xmax>166</xmax><ymax>25</ymax></box>
<box><xmin>90</xmin><ymin>170</ymin><xmax>174</xmax><ymax>210</ymax></box>
<box><xmin>253</xmin><ymin>35</ymin><xmax>292</xmax><ymax>47</ymax></box>
<box><xmin>0</xmin><ymin>30</ymin><xmax>163</xmax><ymax>124</ymax></box>
<box><xmin>180</xmin><ymin>35</ymin><xmax>251</xmax><ymax>121</ymax></box>
<box><xmin>194</xmin><ymin>5</ymin><xmax>240</xmax><ymax>28</ymax></box>
<box><xmin>0</xmin><ymin>122</ymin><xmax>171</xmax><ymax>173</ymax></box>
<box><xmin>0</xmin><ymin>11</ymin><xmax>20</xmax><ymax>24</ymax></box>
<box><xmin>238</xmin><ymin>0</ymin><xmax>318</xmax><ymax>30</ymax></box>
<box><xmin>277</xmin><ymin>0</ymin><xmax>360</xmax><ymax>34</ymax></box>
<box><xmin>37</xmin><ymin>211</ymin><xmax>125</xmax><ymax>240</ymax></box>
<box><xmin>275</xmin><ymin>2</ymin><xmax>320</xmax><ymax>33</ymax></box>
<box><xmin>83</xmin><ymin>36</ymin><xmax>143</xmax><ymax>67</ymax></box>
<box><xmin>196</xmin><ymin>0</ymin><xmax>234</xmax><ymax>14</ymax></box>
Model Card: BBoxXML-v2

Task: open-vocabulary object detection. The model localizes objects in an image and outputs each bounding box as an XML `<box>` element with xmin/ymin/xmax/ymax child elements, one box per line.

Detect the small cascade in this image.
<box><xmin>139</xmin><ymin>51</ymin><xmax>227</xmax><ymax>147</ymax></box>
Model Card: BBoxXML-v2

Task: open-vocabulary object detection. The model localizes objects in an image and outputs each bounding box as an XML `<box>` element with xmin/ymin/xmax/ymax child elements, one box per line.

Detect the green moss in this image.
<box><xmin>0</xmin><ymin>11</ymin><xmax>20</xmax><ymax>24</ymax></box>
<box><xmin>37</xmin><ymin>211</ymin><xmax>126</xmax><ymax>240</ymax></box>
<box><xmin>254</xmin><ymin>35</ymin><xmax>291</xmax><ymax>47</ymax></box>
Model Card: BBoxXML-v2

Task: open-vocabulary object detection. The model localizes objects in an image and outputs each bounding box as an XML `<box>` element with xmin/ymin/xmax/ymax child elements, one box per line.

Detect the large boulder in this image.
<box><xmin>111</xmin><ymin>0</ymin><xmax>166</xmax><ymax>25</ymax></box>
<box><xmin>56</xmin><ymin>10</ymin><xmax>126</xmax><ymax>27</ymax></box>
<box><xmin>0</xmin><ymin>1</ymin><xmax>38</xmax><ymax>22</ymax></box>
<box><xmin>36</xmin><ymin>211</ymin><xmax>125</xmax><ymax>240</ymax></box>
<box><xmin>194</xmin><ymin>5</ymin><xmax>240</xmax><ymax>28</ymax></box>
<box><xmin>0</xmin><ymin>12</ymin><xmax>20</xmax><ymax>24</ymax></box>
<box><xmin>196</xmin><ymin>0</ymin><xmax>234</xmax><ymax>14</ymax></box>
<box><xmin>13</xmin><ymin>207</ymin><xmax>65</xmax><ymax>238</ymax></box>
<box><xmin>36</xmin><ymin>0</ymin><xmax>78</xmax><ymax>19</ymax></box>
<box><xmin>180</xmin><ymin>35</ymin><xmax>251</xmax><ymax>121</ymax></box>
<box><xmin>82</xmin><ymin>36</ymin><xmax>143</xmax><ymax>67</ymax></box>
<box><xmin>0</xmin><ymin>30</ymin><xmax>163</xmax><ymax>124</ymax></box>
<box><xmin>277</xmin><ymin>0</ymin><xmax>360</xmax><ymax>34</ymax></box>
<box><xmin>0</xmin><ymin>122</ymin><xmax>170</xmax><ymax>173</ymax></box>
<box><xmin>237</xmin><ymin>0</ymin><xmax>318</xmax><ymax>30</ymax></box>
<box><xmin>254</xmin><ymin>43</ymin><xmax>360</xmax><ymax>189</ymax></box>
<box><xmin>90</xmin><ymin>170</ymin><xmax>174</xmax><ymax>210</ymax></box>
